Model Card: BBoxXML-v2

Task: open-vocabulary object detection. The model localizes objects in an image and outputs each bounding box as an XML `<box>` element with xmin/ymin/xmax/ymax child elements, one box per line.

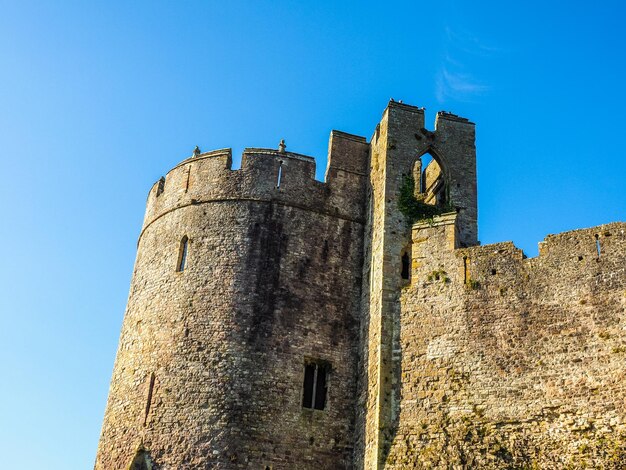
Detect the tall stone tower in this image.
<box><xmin>95</xmin><ymin>131</ymin><xmax>371</xmax><ymax>469</ymax></box>
<box><xmin>354</xmin><ymin>102</ymin><xmax>477</xmax><ymax>469</ymax></box>
<box><xmin>95</xmin><ymin>100</ymin><xmax>478</xmax><ymax>469</ymax></box>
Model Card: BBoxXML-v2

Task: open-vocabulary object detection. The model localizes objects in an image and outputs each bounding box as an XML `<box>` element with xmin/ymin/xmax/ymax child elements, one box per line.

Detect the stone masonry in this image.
<box><xmin>96</xmin><ymin>100</ymin><xmax>625</xmax><ymax>469</ymax></box>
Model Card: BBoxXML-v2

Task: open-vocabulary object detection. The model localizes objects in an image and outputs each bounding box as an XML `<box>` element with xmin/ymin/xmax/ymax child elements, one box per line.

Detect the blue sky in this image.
<box><xmin>0</xmin><ymin>1</ymin><xmax>624</xmax><ymax>468</ymax></box>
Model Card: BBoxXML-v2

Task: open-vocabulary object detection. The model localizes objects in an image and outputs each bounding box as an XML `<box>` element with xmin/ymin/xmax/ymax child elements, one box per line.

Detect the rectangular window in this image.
<box><xmin>302</xmin><ymin>361</ymin><xmax>329</xmax><ymax>410</ymax></box>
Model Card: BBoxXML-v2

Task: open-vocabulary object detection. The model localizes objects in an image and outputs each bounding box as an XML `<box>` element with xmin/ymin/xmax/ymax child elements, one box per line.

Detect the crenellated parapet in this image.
<box><xmin>141</xmin><ymin>130</ymin><xmax>370</xmax><ymax>241</ymax></box>
<box><xmin>410</xmin><ymin>214</ymin><xmax>626</xmax><ymax>290</ymax></box>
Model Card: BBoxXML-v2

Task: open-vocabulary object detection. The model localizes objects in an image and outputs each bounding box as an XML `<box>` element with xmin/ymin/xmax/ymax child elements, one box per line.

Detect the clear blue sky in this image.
<box><xmin>0</xmin><ymin>1</ymin><xmax>624</xmax><ymax>468</ymax></box>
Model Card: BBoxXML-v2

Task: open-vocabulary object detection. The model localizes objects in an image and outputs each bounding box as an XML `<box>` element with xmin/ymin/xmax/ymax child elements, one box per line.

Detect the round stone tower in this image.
<box><xmin>95</xmin><ymin>134</ymin><xmax>370</xmax><ymax>469</ymax></box>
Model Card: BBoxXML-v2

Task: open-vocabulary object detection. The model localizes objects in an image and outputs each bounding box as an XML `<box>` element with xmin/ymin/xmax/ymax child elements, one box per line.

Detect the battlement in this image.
<box><xmin>435</xmin><ymin>110</ymin><xmax>474</xmax><ymax>125</ymax></box>
<box><xmin>410</xmin><ymin>214</ymin><xmax>626</xmax><ymax>290</ymax></box>
<box><xmin>141</xmin><ymin>130</ymin><xmax>370</xmax><ymax>240</ymax></box>
<box><xmin>386</xmin><ymin>100</ymin><xmax>426</xmax><ymax>114</ymax></box>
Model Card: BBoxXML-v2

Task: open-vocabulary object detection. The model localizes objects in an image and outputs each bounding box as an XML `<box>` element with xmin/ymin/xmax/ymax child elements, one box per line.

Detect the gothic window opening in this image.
<box><xmin>419</xmin><ymin>152</ymin><xmax>448</xmax><ymax>208</ymax></box>
<box><xmin>177</xmin><ymin>236</ymin><xmax>189</xmax><ymax>272</ymax></box>
<box><xmin>129</xmin><ymin>450</ymin><xmax>153</xmax><ymax>470</ymax></box>
<box><xmin>302</xmin><ymin>361</ymin><xmax>329</xmax><ymax>410</ymax></box>
<box><xmin>401</xmin><ymin>252</ymin><xmax>410</xmax><ymax>280</ymax></box>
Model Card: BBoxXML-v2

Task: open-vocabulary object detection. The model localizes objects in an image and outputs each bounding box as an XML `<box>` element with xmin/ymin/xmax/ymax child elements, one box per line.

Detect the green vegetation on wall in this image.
<box><xmin>397</xmin><ymin>175</ymin><xmax>453</xmax><ymax>225</ymax></box>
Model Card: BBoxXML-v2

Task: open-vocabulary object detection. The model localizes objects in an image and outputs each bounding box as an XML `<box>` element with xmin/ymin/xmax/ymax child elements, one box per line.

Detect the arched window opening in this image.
<box><xmin>129</xmin><ymin>450</ymin><xmax>153</xmax><ymax>470</ymax></box>
<box><xmin>419</xmin><ymin>152</ymin><xmax>447</xmax><ymax>207</ymax></box>
<box><xmin>400</xmin><ymin>153</ymin><xmax>452</xmax><ymax>225</ymax></box>
<box><xmin>177</xmin><ymin>236</ymin><xmax>189</xmax><ymax>272</ymax></box>
<box><xmin>401</xmin><ymin>252</ymin><xmax>410</xmax><ymax>280</ymax></box>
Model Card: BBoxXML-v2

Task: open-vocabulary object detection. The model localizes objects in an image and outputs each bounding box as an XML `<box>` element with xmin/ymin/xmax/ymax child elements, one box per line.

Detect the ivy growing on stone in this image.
<box><xmin>397</xmin><ymin>174</ymin><xmax>453</xmax><ymax>225</ymax></box>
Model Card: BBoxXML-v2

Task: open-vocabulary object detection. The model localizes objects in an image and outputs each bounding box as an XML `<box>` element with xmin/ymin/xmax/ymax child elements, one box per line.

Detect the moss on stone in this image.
<box><xmin>398</xmin><ymin>174</ymin><xmax>453</xmax><ymax>225</ymax></box>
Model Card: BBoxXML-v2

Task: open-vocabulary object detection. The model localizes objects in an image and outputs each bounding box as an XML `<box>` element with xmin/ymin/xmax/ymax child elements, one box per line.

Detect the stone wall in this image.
<box><xmin>95</xmin><ymin>131</ymin><xmax>370</xmax><ymax>469</ymax></box>
<box><xmin>385</xmin><ymin>216</ymin><xmax>626</xmax><ymax>469</ymax></box>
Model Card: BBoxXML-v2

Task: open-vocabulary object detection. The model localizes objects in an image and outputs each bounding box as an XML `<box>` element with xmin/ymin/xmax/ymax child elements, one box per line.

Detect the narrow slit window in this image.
<box><xmin>302</xmin><ymin>361</ymin><xmax>329</xmax><ymax>410</ymax></box>
<box><xmin>401</xmin><ymin>252</ymin><xmax>410</xmax><ymax>280</ymax></box>
<box><xmin>144</xmin><ymin>373</ymin><xmax>155</xmax><ymax>426</ymax></box>
<box><xmin>177</xmin><ymin>236</ymin><xmax>189</xmax><ymax>272</ymax></box>
<box><xmin>276</xmin><ymin>161</ymin><xmax>283</xmax><ymax>188</ymax></box>
<box><xmin>463</xmin><ymin>256</ymin><xmax>469</xmax><ymax>283</ymax></box>
<box><xmin>184</xmin><ymin>166</ymin><xmax>191</xmax><ymax>193</ymax></box>
<box><xmin>595</xmin><ymin>234</ymin><xmax>601</xmax><ymax>257</ymax></box>
<box><xmin>302</xmin><ymin>364</ymin><xmax>315</xmax><ymax>408</ymax></box>
<box><xmin>156</xmin><ymin>177</ymin><xmax>165</xmax><ymax>197</ymax></box>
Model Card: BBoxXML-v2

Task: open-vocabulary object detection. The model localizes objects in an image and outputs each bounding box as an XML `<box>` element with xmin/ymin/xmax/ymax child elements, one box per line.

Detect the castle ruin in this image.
<box><xmin>96</xmin><ymin>100</ymin><xmax>626</xmax><ymax>469</ymax></box>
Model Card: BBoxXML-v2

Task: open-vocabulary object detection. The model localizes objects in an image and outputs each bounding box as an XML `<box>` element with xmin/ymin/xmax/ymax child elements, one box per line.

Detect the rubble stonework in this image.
<box><xmin>96</xmin><ymin>101</ymin><xmax>625</xmax><ymax>469</ymax></box>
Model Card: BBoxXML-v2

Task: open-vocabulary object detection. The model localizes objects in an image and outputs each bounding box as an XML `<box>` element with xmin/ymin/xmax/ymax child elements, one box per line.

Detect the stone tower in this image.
<box><xmin>355</xmin><ymin>102</ymin><xmax>477</xmax><ymax>469</ymax></box>
<box><xmin>95</xmin><ymin>131</ymin><xmax>371</xmax><ymax>469</ymax></box>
